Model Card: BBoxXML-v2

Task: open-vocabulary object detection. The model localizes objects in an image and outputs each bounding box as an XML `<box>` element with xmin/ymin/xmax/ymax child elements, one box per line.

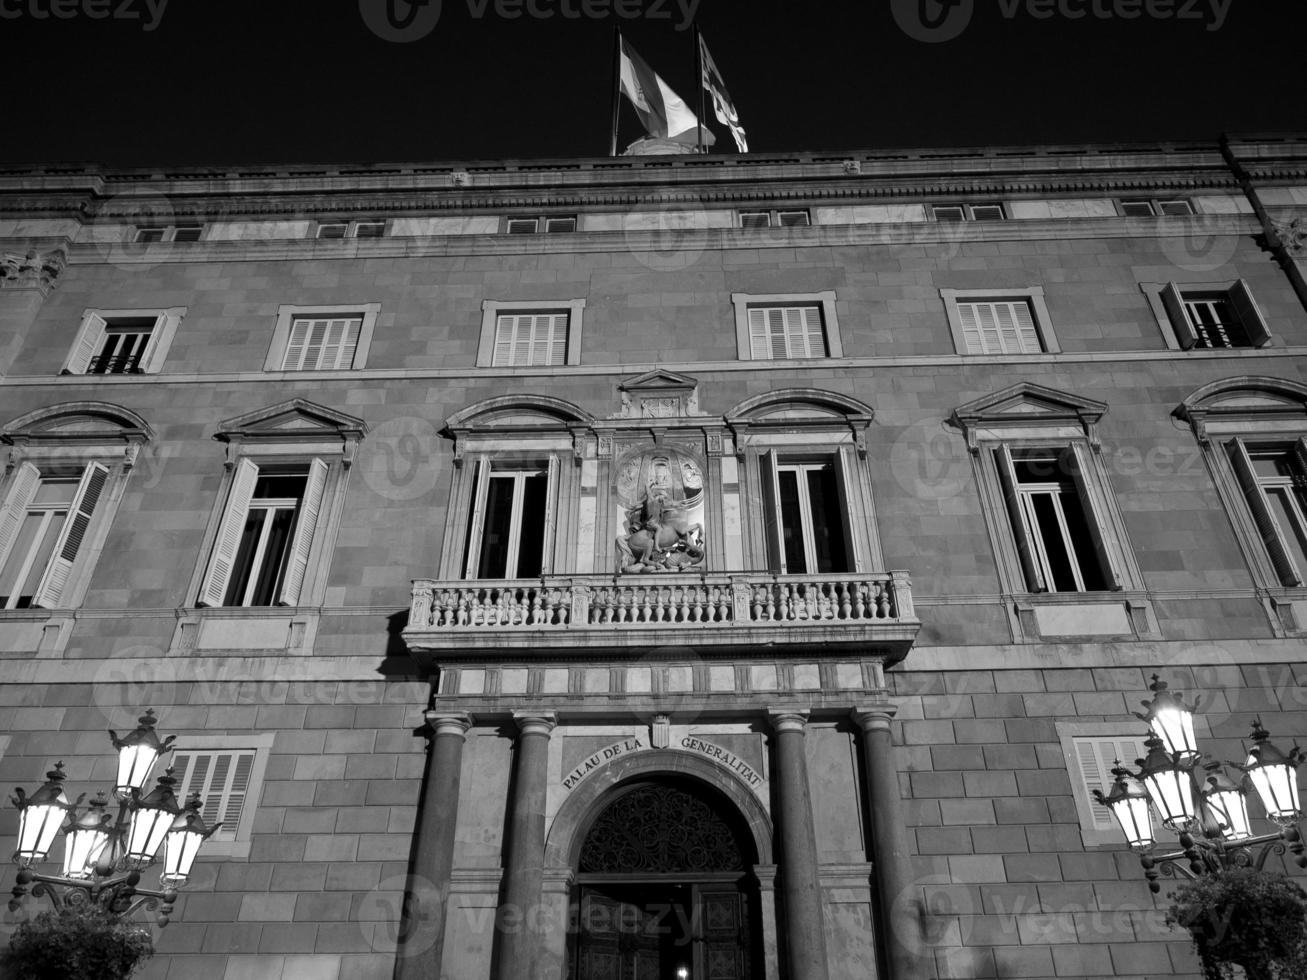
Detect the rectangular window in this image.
<box><xmin>171</xmin><ymin>749</ymin><xmax>257</xmax><ymax>843</ymax></box>
<box><xmin>65</xmin><ymin>309</ymin><xmax>184</xmax><ymax>376</ymax></box>
<box><xmin>198</xmin><ymin>458</ymin><xmax>328</xmax><ymax>607</ymax></box>
<box><xmin>941</xmin><ymin>287</ymin><xmax>1059</xmax><ymax>355</ymax></box>
<box><xmin>135</xmin><ymin>225</ymin><xmax>205</xmax><ymax>243</ymax></box>
<box><xmin>314</xmin><ymin>220</ymin><xmax>386</xmax><ymax>239</ymax></box>
<box><xmin>758</xmin><ymin>451</ymin><xmax>859</xmax><ymax>575</ymax></box>
<box><xmin>995</xmin><ymin>447</ymin><xmax>1116</xmax><ymax>593</ymax></box>
<box><xmin>492</xmin><ymin>312</ymin><xmax>570</xmax><ymax>367</ymax></box>
<box><xmin>171</xmin><ymin>226</ymin><xmax>204</xmax><ymax>243</ymax></box>
<box><xmin>776</xmin><ymin>462</ymin><xmax>849</xmax><ymax>574</ymax></box>
<box><xmin>747</xmin><ymin>306</ymin><xmax>827</xmax><ymax>360</ymax></box>
<box><xmin>1120</xmin><ymin>199</ymin><xmax>1192</xmax><ymax>217</ymax></box>
<box><xmin>316</xmin><ymin>223</ymin><xmax>348</xmax><ymax>239</ymax></box>
<box><xmin>354</xmin><ymin>221</ymin><xmax>386</xmax><ymax>238</ymax></box>
<box><xmin>465</xmin><ymin>466</ymin><xmax>549</xmax><ymax>579</ymax></box>
<box><xmin>0</xmin><ymin>463</ymin><xmax>109</xmax><ymax>610</ymax></box>
<box><xmin>932</xmin><ymin>204</ymin><xmax>1004</xmax><ymax>222</ymax></box>
<box><xmin>739</xmin><ymin>209</ymin><xmax>811</xmax><ymax>228</ymax></box>
<box><xmin>1158</xmin><ymin>281</ymin><xmax>1270</xmax><ymax>350</ymax></box>
<box><xmin>956</xmin><ymin>300</ymin><xmax>1042</xmax><ymax>354</ymax></box>
<box><xmin>87</xmin><ymin>318</ymin><xmax>155</xmax><ymax>374</ymax></box>
<box><xmin>504</xmin><ymin>215</ymin><xmax>577</xmax><ymax>234</ymax></box>
<box><xmin>1228</xmin><ymin>439</ymin><xmax>1307</xmax><ymax>587</ymax></box>
<box><xmin>280</xmin><ymin>315</ymin><xmax>363</xmax><ymax>371</ymax></box>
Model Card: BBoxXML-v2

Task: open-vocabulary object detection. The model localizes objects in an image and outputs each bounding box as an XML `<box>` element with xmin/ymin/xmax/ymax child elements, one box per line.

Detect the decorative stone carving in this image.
<box><xmin>618</xmin><ymin>369</ymin><xmax>700</xmax><ymax>419</ymax></box>
<box><xmin>0</xmin><ymin>247</ymin><xmax>67</xmax><ymax>293</ymax></box>
<box><xmin>1271</xmin><ymin>215</ymin><xmax>1307</xmax><ymax>256</ymax></box>
<box><xmin>615</xmin><ymin>446</ymin><xmax>706</xmax><ymax>574</ymax></box>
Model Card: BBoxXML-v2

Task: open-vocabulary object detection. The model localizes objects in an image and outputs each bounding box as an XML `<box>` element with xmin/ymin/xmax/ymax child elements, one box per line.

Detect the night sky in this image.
<box><xmin>2</xmin><ymin>0</ymin><xmax>1300</xmax><ymax>168</ymax></box>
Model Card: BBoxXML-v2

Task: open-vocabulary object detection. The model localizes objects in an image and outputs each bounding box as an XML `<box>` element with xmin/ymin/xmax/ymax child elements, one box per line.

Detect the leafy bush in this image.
<box><xmin>3</xmin><ymin>905</ymin><xmax>153</xmax><ymax>980</ymax></box>
<box><xmin>1168</xmin><ymin>867</ymin><xmax>1307</xmax><ymax>980</ymax></box>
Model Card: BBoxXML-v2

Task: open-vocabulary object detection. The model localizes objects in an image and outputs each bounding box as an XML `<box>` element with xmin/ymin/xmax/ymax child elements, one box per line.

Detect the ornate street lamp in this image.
<box><xmin>1136</xmin><ymin>674</ymin><xmax>1201</xmax><ymax>763</ymax></box>
<box><xmin>8</xmin><ymin>711</ymin><xmax>219</xmax><ymax>927</ymax></box>
<box><xmin>1099</xmin><ymin>685</ymin><xmax>1306</xmax><ymax>894</ymax></box>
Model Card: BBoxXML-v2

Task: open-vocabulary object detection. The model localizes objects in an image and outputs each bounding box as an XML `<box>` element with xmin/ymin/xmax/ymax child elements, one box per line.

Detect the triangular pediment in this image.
<box><xmin>619</xmin><ymin>369</ymin><xmax>698</xmax><ymax>393</ymax></box>
<box><xmin>952</xmin><ymin>383</ymin><xmax>1108</xmax><ymax>425</ymax></box>
<box><xmin>215</xmin><ymin>399</ymin><xmax>367</xmax><ymax>441</ymax></box>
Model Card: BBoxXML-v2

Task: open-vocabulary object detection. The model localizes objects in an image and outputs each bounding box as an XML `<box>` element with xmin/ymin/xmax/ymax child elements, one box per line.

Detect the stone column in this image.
<box><xmin>396</xmin><ymin>711</ymin><xmax>471</xmax><ymax>980</ymax></box>
<box><xmin>496</xmin><ymin>711</ymin><xmax>557</xmax><ymax>980</ymax></box>
<box><xmin>852</xmin><ymin>704</ymin><xmax>919</xmax><ymax>980</ymax></box>
<box><xmin>767</xmin><ymin>709</ymin><xmax>829</xmax><ymax>980</ymax></box>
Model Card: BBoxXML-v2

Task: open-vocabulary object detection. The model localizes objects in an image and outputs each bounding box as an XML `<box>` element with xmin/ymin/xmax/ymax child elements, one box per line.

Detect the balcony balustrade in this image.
<box><xmin>403</xmin><ymin>571</ymin><xmax>919</xmax><ymax>661</ymax></box>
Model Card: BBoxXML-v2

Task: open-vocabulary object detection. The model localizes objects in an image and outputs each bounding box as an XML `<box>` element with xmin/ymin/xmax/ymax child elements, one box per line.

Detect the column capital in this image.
<box><xmin>766</xmin><ymin>708</ymin><xmax>810</xmax><ymax>734</ymax></box>
<box><xmin>425</xmin><ymin>711</ymin><xmax>473</xmax><ymax>738</ymax></box>
<box><xmin>512</xmin><ymin>711</ymin><xmax>558</xmax><ymax>737</ymax></box>
<box><xmin>850</xmin><ymin>702</ymin><xmax>898</xmax><ymax>734</ymax></box>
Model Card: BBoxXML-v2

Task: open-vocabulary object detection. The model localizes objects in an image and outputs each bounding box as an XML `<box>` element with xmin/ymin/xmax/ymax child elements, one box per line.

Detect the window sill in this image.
<box><xmin>171</xmin><ymin>607</ymin><xmax>319</xmax><ymax>655</ymax></box>
<box><xmin>1011</xmin><ymin>593</ymin><xmax>1158</xmax><ymax>642</ymax></box>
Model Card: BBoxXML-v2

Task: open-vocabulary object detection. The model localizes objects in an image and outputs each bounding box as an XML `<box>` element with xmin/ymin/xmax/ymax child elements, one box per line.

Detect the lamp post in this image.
<box><xmin>1093</xmin><ymin>675</ymin><xmax>1307</xmax><ymax>893</ymax></box>
<box><xmin>8</xmin><ymin>710</ymin><xmax>220</xmax><ymax>927</ymax></box>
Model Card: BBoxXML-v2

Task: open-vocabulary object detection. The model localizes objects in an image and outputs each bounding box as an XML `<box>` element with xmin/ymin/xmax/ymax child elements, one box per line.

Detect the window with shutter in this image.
<box><xmin>1072</xmin><ymin>736</ymin><xmax>1149</xmax><ymax>832</ymax></box>
<box><xmin>1157</xmin><ymin>281</ymin><xmax>1271</xmax><ymax>350</ymax></box>
<box><xmin>0</xmin><ymin>463</ymin><xmax>109</xmax><ymax>610</ymax></box>
<box><xmin>281</xmin><ymin>316</ymin><xmax>362</xmax><ymax>370</ymax></box>
<box><xmin>747</xmin><ymin>306</ymin><xmax>826</xmax><ymax>360</ymax></box>
<box><xmin>199</xmin><ymin>462</ymin><xmax>328</xmax><ymax>607</ymax></box>
<box><xmin>773</xmin><ymin>460</ymin><xmax>851</xmax><ymax>574</ymax></box>
<box><xmin>997</xmin><ymin>447</ymin><xmax>1112</xmax><ymax>593</ymax></box>
<box><xmin>65</xmin><ymin>309</ymin><xmax>184</xmax><ymax>376</ymax></box>
<box><xmin>1228</xmin><ymin>439</ymin><xmax>1307</xmax><ymax>587</ymax></box>
<box><xmin>173</xmin><ymin>749</ymin><xmax>259</xmax><ymax>843</ymax></box>
<box><xmin>957</xmin><ymin>301</ymin><xmax>1042</xmax><ymax>354</ymax></box>
<box><xmin>464</xmin><ymin>463</ymin><xmax>549</xmax><ymax>579</ymax></box>
<box><xmin>492</xmin><ymin>313</ymin><xmax>570</xmax><ymax>366</ymax></box>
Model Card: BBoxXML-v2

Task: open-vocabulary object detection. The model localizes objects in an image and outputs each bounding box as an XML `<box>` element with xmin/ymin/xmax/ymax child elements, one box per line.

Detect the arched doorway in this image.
<box><xmin>570</xmin><ymin>777</ymin><xmax>762</xmax><ymax>980</ymax></box>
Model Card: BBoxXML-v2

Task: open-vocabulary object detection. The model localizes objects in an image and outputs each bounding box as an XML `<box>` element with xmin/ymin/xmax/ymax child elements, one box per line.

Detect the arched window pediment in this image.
<box><xmin>1175</xmin><ymin>377</ymin><xmax>1307</xmax><ymax>444</ymax></box>
<box><xmin>725</xmin><ymin>388</ymin><xmax>875</xmax><ymax>457</ymax></box>
<box><xmin>2</xmin><ymin>401</ymin><xmax>153</xmax><ymax>447</ymax></box>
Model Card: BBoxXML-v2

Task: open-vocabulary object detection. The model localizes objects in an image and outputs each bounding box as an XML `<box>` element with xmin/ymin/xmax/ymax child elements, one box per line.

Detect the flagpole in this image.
<box><xmin>609</xmin><ymin>28</ymin><xmax>622</xmax><ymax>157</ymax></box>
<box><xmin>693</xmin><ymin>24</ymin><xmax>706</xmax><ymax>155</ymax></box>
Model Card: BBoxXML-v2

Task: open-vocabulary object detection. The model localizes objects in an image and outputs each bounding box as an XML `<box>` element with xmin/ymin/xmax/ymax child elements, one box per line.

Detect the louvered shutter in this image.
<box><xmin>176</xmin><ymin>750</ymin><xmax>255</xmax><ymax>841</ymax></box>
<box><xmin>540</xmin><ymin>455</ymin><xmax>560</xmax><ymax>575</ymax></box>
<box><xmin>759</xmin><ymin>450</ymin><xmax>786</xmax><ymax>573</ymax></box>
<box><xmin>135</xmin><ymin>314</ymin><xmax>166</xmax><ymax>373</ymax></box>
<box><xmin>995</xmin><ymin>446</ymin><xmax>1046</xmax><ymax>592</ymax></box>
<box><xmin>1010</xmin><ymin>301</ymin><xmax>1040</xmax><ymax>352</ymax></box>
<box><xmin>66</xmin><ymin>314</ymin><xmax>107</xmax><ymax>374</ymax></box>
<box><xmin>1160</xmin><ymin>283</ymin><xmax>1198</xmax><ymax>349</ymax></box>
<box><xmin>797</xmin><ymin>306</ymin><xmax>824</xmax><ymax>356</ymax></box>
<box><xmin>1229</xmin><ymin>281</ymin><xmax>1271</xmax><ymax>347</ymax></box>
<box><xmin>547</xmin><ymin>313</ymin><xmax>568</xmax><ymax>365</ymax></box>
<box><xmin>282</xmin><ymin>318</ymin><xmax>311</xmax><ymax>370</ymax></box>
<box><xmin>463</xmin><ymin>457</ymin><xmax>492</xmax><ymax>579</ymax></box>
<box><xmin>278</xmin><ymin>458</ymin><xmax>328</xmax><ymax>606</ymax></box>
<box><xmin>1229</xmin><ymin>438</ymin><xmax>1302</xmax><ymax>586</ymax></box>
<box><xmin>833</xmin><ymin>447</ymin><xmax>865</xmax><ymax>573</ymax></box>
<box><xmin>493</xmin><ymin>315</ymin><xmax>516</xmax><ymax>365</ymax></box>
<box><xmin>748</xmin><ymin>309</ymin><xmax>770</xmax><ymax>359</ymax></box>
<box><xmin>32</xmin><ymin>461</ymin><xmax>109</xmax><ymax>609</ymax></box>
<box><xmin>958</xmin><ymin>303</ymin><xmax>983</xmax><ymax>353</ymax></box>
<box><xmin>1075</xmin><ymin>739</ymin><xmax>1115</xmax><ymax>829</ymax></box>
<box><xmin>1068</xmin><ymin>444</ymin><xmax>1123</xmax><ymax>590</ymax></box>
<box><xmin>0</xmin><ymin>462</ymin><xmax>41</xmax><ymax>569</ymax></box>
<box><xmin>198</xmin><ymin>458</ymin><xmax>259</xmax><ymax>606</ymax></box>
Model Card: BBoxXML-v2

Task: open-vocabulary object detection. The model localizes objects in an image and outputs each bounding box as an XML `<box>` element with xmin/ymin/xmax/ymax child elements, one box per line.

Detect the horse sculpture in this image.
<box><xmin>618</xmin><ymin>489</ymin><xmax>705</xmax><ymax>573</ymax></box>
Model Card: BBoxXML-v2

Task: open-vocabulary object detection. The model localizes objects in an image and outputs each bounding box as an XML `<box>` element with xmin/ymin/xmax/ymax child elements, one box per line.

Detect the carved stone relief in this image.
<box><xmin>614</xmin><ymin>446</ymin><xmax>706</xmax><ymax>573</ymax></box>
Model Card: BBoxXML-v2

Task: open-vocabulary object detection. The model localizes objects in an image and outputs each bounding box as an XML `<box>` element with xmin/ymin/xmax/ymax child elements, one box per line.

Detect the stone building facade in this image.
<box><xmin>1</xmin><ymin>134</ymin><xmax>1306</xmax><ymax>980</ymax></box>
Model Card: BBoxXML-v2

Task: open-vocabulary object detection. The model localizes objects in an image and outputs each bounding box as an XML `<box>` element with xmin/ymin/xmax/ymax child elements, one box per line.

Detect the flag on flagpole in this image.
<box><xmin>618</xmin><ymin>35</ymin><xmax>714</xmax><ymax>147</ymax></box>
<box><xmin>698</xmin><ymin>34</ymin><xmax>749</xmax><ymax>153</ymax></box>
